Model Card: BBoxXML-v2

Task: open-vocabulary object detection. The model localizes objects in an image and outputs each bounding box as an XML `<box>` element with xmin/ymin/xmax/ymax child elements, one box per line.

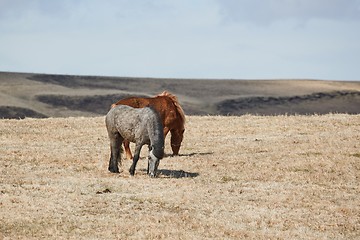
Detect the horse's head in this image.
<box><xmin>148</xmin><ymin>149</ymin><xmax>163</xmax><ymax>177</ymax></box>
<box><xmin>171</xmin><ymin>128</ymin><xmax>185</xmax><ymax>155</ymax></box>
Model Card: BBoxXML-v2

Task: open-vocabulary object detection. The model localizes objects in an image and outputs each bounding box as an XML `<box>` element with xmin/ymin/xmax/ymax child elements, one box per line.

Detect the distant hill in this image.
<box><xmin>1</xmin><ymin>71</ymin><xmax>359</xmax><ymax>118</ymax></box>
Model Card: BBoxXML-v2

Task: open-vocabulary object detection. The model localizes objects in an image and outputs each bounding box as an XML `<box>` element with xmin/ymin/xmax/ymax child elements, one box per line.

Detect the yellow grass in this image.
<box><xmin>1</xmin><ymin>115</ymin><xmax>359</xmax><ymax>239</ymax></box>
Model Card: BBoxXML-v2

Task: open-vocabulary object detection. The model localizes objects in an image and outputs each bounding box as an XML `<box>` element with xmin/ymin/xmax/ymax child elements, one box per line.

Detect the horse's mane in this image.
<box><xmin>156</xmin><ymin>91</ymin><xmax>186</xmax><ymax>125</ymax></box>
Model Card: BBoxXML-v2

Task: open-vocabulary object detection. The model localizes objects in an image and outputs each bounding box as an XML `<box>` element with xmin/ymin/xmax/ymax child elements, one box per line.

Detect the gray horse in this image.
<box><xmin>105</xmin><ymin>105</ymin><xmax>164</xmax><ymax>177</ymax></box>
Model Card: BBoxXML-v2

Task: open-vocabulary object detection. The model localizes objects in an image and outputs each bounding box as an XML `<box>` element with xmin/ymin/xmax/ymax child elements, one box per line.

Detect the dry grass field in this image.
<box><xmin>1</xmin><ymin>114</ymin><xmax>359</xmax><ymax>239</ymax></box>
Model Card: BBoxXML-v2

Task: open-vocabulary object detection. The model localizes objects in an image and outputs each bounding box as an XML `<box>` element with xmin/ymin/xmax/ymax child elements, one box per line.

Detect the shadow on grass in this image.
<box><xmin>164</xmin><ymin>152</ymin><xmax>214</xmax><ymax>158</ymax></box>
<box><xmin>159</xmin><ymin>169</ymin><xmax>199</xmax><ymax>178</ymax></box>
<box><xmin>179</xmin><ymin>152</ymin><xmax>213</xmax><ymax>157</ymax></box>
<box><xmin>158</xmin><ymin>152</ymin><xmax>214</xmax><ymax>178</ymax></box>
<box><xmin>138</xmin><ymin>152</ymin><xmax>211</xmax><ymax>178</ymax></box>
<box><xmin>138</xmin><ymin>168</ymin><xmax>199</xmax><ymax>178</ymax></box>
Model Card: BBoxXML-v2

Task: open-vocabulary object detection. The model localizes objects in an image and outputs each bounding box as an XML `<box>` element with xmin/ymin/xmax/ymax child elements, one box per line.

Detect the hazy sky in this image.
<box><xmin>1</xmin><ymin>0</ymin><xmax>360</xmax><ymax>80</ymax></box>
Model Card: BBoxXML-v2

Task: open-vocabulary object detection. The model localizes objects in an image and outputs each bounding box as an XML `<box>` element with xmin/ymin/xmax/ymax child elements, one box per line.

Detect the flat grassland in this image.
<box><xmin>1</xmin><ymin>114</ymin><xmax>359</xmax><ymax>239</ymax></box>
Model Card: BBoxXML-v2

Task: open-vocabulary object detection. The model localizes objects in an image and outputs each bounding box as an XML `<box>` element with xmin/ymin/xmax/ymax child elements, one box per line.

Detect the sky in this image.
<box><xmin>1</xmin><ymin>0</ymin><xmax>360</xmax><ymax>80</ymax></box>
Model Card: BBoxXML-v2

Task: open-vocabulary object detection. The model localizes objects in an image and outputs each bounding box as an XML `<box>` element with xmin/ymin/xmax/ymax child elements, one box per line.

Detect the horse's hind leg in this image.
<box><xmin>123</xmin><ymin>140</ymin><xmax>133</xmax><ymax>160</ymax></box>
<box><xmin>147</xmin><ymin>145</ymin><xmax>152</xmax><ymax>174</ymax></box>
<box><xmin>108</xmin><ymin>133</ymin><xmax>123</xmax><ymax>173</ymax></box>
<box><xmin>163</xmin><ymin>127</ymin><xmax>170</xmax><ymax>138</ymax></box>
<box><xmin>129</xmin><ymin>143</ymin><xmax>143</xmax><ymax>176</ymax></box>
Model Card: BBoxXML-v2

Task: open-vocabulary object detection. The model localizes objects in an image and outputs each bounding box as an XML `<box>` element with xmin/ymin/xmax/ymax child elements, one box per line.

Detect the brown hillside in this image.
<box><xmin>1</xmin><ymin>71</ymin><xmax>359</xmax><ymax>118</ymax></box>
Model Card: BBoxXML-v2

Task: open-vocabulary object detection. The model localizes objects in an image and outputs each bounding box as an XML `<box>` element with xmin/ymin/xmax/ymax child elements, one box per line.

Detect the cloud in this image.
<box><xmin>217</xmin><ymin>0</ymin><xmax>360</xmax><ymax>25</ymax></box>
<box><xmin>0</xmin><ymin>0</ymin><xmax>359</xmax><ymax>80</ymax></box>
<box><xmin>0</xmin><ymin>0</ymin><xmax>71</xmax><ymax>19</ymax></box>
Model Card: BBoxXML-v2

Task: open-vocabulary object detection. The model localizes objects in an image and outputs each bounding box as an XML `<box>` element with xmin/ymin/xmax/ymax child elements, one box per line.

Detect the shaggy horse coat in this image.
<box><xmin>105</xmin><ymin>105</ymin><xmax>164</xmax><ymax>177</ymax></box>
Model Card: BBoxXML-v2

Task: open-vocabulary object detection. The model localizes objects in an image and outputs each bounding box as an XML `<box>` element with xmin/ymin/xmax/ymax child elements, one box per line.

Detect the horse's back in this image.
<box><xmin>115</xmin><ymin>96</ymin><xmax>179</xmax><ymax>128</ymax></box>
<box><xmin>106</xmin><ymin>105</ymin><xmax>142</xmax><ymax>141</ymax></box>
<box><xmin>106</xmin><ymin>105</ymin><xmax>161</xmax><ymax>143</ymax></box>
<box><xmin>114</xmin><ymin>97</ymin><xmax>152</xmax><ymax>109</ymax></box>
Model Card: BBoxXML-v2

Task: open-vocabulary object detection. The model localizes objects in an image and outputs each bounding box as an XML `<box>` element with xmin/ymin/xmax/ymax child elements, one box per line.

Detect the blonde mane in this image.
<box><xmin>157</xmin><ymin>91</ymin><xmax>186</xmax><ymax>125</ymax></box>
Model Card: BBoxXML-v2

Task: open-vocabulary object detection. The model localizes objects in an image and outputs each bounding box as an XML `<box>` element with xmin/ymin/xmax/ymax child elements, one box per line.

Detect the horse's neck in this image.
<box><xmin>147</xmin><ymin>117</ymin><xmax>164</xmax><ymax>149</ymax></box>
<box><xmin>148</xmin><ymin>124</ymin><xmax>163</xmax><ymax>145</ymax></box>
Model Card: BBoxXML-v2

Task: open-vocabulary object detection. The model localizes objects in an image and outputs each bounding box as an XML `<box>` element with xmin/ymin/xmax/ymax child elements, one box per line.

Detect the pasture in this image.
<box><xmin>0</xmin><ymin>114</ymin><xmax>359</xmax><ymax>239</ymax></box>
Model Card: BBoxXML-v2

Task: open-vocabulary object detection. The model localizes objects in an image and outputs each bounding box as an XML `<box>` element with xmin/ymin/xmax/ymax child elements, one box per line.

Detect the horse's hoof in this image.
<box><xmin>108</xmin><ymin>167</ymin><xmax>119</xmax><ymax>173</ymax></box>
<box><xmin>148</xmin><ymin>172</ymin><xmax>157</xmax><ymax>178</ymax></box>
<box><xmin>129</xmin><ymin>169</ymin><xmax>135</xmax><ymax>176</ymax></box>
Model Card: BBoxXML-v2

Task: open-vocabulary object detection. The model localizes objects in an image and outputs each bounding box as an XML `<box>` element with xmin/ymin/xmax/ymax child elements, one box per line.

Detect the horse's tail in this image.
<box><xmin>157</xmin><ymin>91</ymin><xmax>186</xmax><ymax>125</ymax></box>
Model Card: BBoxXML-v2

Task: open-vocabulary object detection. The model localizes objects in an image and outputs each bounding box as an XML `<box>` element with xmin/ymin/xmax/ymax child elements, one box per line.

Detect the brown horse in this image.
<box><xmin>111</xmin><ymin>91</ymin><xmax>185</xmax><ymax>159</ymax></box>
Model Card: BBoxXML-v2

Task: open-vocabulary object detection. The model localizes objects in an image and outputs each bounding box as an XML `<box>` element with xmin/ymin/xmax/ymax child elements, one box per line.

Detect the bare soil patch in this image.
<box><xmin>1</xmin><ymin>114</ymin><xmax>359</xmax><ymax>239</ymax></box>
